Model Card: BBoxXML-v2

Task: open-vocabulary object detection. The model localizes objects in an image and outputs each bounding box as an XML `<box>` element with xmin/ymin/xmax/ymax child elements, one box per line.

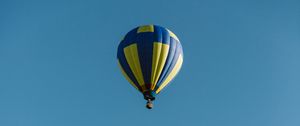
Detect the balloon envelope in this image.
<box><xmin>117</xmin><ymin>25</ymin><xmax>183</xmax><ymax>100</ymax></box>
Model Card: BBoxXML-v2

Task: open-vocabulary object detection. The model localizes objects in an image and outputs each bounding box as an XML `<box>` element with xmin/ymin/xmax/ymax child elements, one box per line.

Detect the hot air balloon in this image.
<box><xmin>117</xmin><ymin>25</ymin><xmax>183</xmax><ymax>109</ymax></box>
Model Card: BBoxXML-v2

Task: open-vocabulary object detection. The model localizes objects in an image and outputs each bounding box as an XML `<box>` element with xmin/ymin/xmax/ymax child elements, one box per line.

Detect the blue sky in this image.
<box><xmin>1</xmin><ymin>0</ymin><xmax>300</xmax><ymax>126</ymax></box>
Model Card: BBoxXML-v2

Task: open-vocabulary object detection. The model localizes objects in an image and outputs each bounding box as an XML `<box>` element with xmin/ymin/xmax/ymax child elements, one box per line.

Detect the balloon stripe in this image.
<box><xmin>124</xmin><ymin>44</ymin><xmax>146</xmax><ymax>91</ymax></box>
<box><xmin>154</xmin><ymin>44</ymin><xmax>169</xmax><ymax>85</ymax></box>
<box><xmin>156</xmin><ymin>54</ymin><xmax>183</xmax><ymax>93</ymax></box>
<box><xmin>136</xmin><ymin>32</ymin><xmax>155</xmax><ymax>89</ymax></box>
<box><xmin>150</xmin><ymin>42</ymin><xmax>161</xmax><ymax>86</ymax></box>
<box><xmin>154</xmin><ymin>38</ymin><xmax>180</xmax><ymax>91</ymax></box>
<box><xmin>151</xmin><ymin>43</ymin><xmax>169</xmax><ymax>90</ymax></box>
<box><xmin>117</xmin><ymin>41</ymin><xmax>143</xmax><ymax>92</ymax></box>
<box><xmin>130</xmin><ymin>45</ymin><xmax>146</xmax><ymax>91</ymax></box>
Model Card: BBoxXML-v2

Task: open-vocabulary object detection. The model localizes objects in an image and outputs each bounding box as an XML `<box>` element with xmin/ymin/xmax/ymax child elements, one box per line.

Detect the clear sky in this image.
<box><xmin>1</xmin><ymin>0</ymin><xmax>300</xmax><ymax>126</ymax></box>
